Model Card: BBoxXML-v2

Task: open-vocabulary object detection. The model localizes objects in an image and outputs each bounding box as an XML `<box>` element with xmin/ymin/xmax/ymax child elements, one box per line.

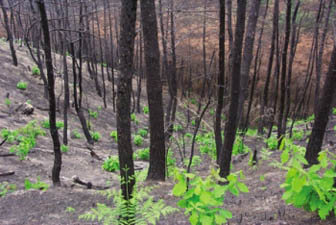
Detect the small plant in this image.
<box><xmin>110</xmin><ymin>130</ymin><xmax>118</xmax><ymax>142</ymax></box>
<box><xmin>71</xmin><ymin>129</ymin><xmax>81</xmax><ymax>139</ymax></box>
<box><xmin>102</xmin><ymin>156</ymin><xmax>120</xmax><ymax>172</ymax></box>
<box><xmin>41</xmin><ymin>120</ymin><xmax>64</xmax><ymax>129</ymax></box>
<box><xmin>265</xmin><ymin>135</ymin><xmax>278</xmax><ymax>150</ymax></box>
<box><xmin>65</xmin><ymin>207</ymin><xmax>76</xmax><ymax>213</ymax></box>
<box><xmin>24</xmin><ymin>177</ymin><xmax>49</xmax><ymax>191</ymax></box>
<box><xmin>131</xmin><ymin>113</ymin><xmax>139</xmax><ymax>125</ymax></box>
<box><xmin>31</xmin><ymin>66</ymin><xmax>40</xmax><ymax>76</ymax></box>
<box><xmin>133</xmin><ymin>135</ymin><xmax>143</xmax><ymax>146</ymax></box>
<box><xmin>137</xmin><ymin>128</ymin><xmax>148</xmax><ymax>138</ymax></box>
<box><xmin>16</xmin><ymin>81</ymin><xmax>27</xmax><ymax>90</ymax></box>
<box><xmin>143</xmin><ymin>106</ymin><xmax>149</xmax><ymax>114</ymax></box>
<box><xmin>0</xmin><ymin>182</ymin><xmax>16</xmax><ymax>197</ymax></box>
<box><xmin>190</xmin><ymin>98</ymin><xmax>197</xmax><ymax>105</ymax></box>
<box><xmin>191</xmin><ymin>120</ymin><xmax>196</xmax><ymax>126</ymax></box>
<box><xmin>173</xmin><ymin>169</ymin><xmax>248</xmax><ymax>225</ymax></box>
<box><xmin>91</xmin><ymin>131</ymin><xmax>101</xmax><ymax>142</ymax></box>
<box><xmin>89</xmin><ymin>109</ymin><xmax>99</xmax><ymax>119</ymax></box>
<box><xmin>232</xmin><ymin>136</ymin><xmax>250</xmax><ymax>155</ymax></box>
<box><xmin>1</xmin><ymin>121</ymin><xmax>45</xmax><ymax>160</ymax></box>
<box><xmin>246</xmin><ymin>128</ymin><xmax>257</xmax><ymax>137</ymax></box>
<box><xmin>80</xmin><ymin>171</ymin><xmax>177</xmax><ymax>224</ymax></box>
<box><xmin>4</xmin><ymin>98</ymin><xmax>11</xmax><ymax>106</ymax></box>
<box><xmin>332</xmin><ymin>107</ymin><xmax>336</xmax><ymax>115</ymax></box>
<box><xmin>61</xmin><ymin>144</ymin><xmax>69</xmax><ymax>153</ymax></box>
<box><xmin>291</xmin><ymin>128</ymin><xmax>304</xmax><ymax>141</ymax></box>
<box><xmin>135</xmin><ymin>148</ymin><xmax>150</xmax><ymax>161</ymax></box>
<box><xmin>279</xmin><ymin>139</ymin><xmax>336</xmax><ymax>220</ymax></box>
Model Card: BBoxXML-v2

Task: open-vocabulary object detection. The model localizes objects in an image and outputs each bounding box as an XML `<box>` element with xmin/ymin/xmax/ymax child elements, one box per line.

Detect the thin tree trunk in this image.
<box><xmin>37</xmin><ymin>0</ymin><xmax>62</xmax><ymax>186</ymax></box>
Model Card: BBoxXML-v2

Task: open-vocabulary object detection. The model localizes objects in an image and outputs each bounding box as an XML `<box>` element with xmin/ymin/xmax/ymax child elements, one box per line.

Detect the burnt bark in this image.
<box><xmin>219</xmin><ymin>0</ymin><xmax>247</xmax><ymax>178</ymax></box>
<box><xmin>140</xmin><ymin>0</ymin><xmax>166</xmax><ymax>181</ymax></box>
<box><xmin>37</xmin><ymin>0</ymin><xmax>62</xmax><ymax>186</ymax></box>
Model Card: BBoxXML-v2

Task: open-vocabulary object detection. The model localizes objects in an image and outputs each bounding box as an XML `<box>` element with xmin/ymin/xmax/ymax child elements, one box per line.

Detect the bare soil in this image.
<box><xmin>0</xmin><ymin>41</ymin><xmax>336</xmax><ymax>225</ymax></box>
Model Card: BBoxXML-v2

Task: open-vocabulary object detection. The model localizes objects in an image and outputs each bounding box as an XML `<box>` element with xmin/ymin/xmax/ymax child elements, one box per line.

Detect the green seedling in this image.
<box><xmin>102</xmin><ymin>156</ymin><xmax>120</xmax><ymax>172</ymax></box>
<box><xmin>137</xmin><ymin>128</ymin><xmax>148</xmax><ymax>138</ymax></box>
<box><xmin>24</xmin><ymin>177</ymin><xmax>49</xmax><ymax>191</ymax></box>
<box><xmin>31</xmin><ymin>66</ymin><xmax>40</xmax><ymax>76</ymax></box>
<box><xmin>143</xmin><ymin>106</ymin><xmax>149</xmax><ymax>114</ymax></box>
<box><xmin>71</xmin><ymin>129</ymin><xmax>81</xmax><ymax>139</ymax></box>
<box><xmin>61</xmin><ymin>144</ymin><xmax>69</xmax><ymax>153</ymax></box>
<box><xmin>110</xmin><ymin>131</ymin><xmax>118</xmax><ymax>142</ymax></box>
<box><xmin>91</xmin><ymin>131</ymin><xmax>101</xmax><ymax>142</ymax></box>
<box><xmin>133</xmin><ymin>135</ymin><xmax>143</xmax><ymax>146</ymax></box>
<box><xmin>16</xmin><ymin>81</ymin><xmax>27</xmax><ymax>90</ymax></box>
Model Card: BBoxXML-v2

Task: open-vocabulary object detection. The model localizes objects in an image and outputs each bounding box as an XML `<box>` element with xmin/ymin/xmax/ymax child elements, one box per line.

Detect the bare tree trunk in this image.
<box><xmin>237</xmin><ymin>0</ymin><xmax>261</xmax><ymax>127</ymax></box>
<box><xmin>37</xmin><ymin>0</ymin><xmax>62</xmax><ymax>186</ymax></box>
<box><xmin>215</xmin><ymin>0</ymin><xmax>225</xmax><ymax>164</ymax></box>
<box><xmin>117</xmin><ymin>0</ymin><xmax>137</xmax><ymax>205</ymax></box>
<box><xmin>305</xmin><ymin>44</ymin><xmax>336</xmax><ymax>165</ymax></box>
<box><xmin>0</xmin><ymin>0</ymin><xmax>18</xmax><ymax>66</ymax></box>
<box><xmin>219</xmin><ymin>0</ymin><xmax>247</xmax><ymax>179</ymax></box>
<box><xmin>140</xmin><ymin>0</ymin><xmax>166</xmax><ymax>181</ymax></box>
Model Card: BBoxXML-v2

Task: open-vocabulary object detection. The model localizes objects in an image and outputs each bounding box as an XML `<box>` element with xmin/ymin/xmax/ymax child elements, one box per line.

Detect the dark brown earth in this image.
<box><xmin>0</xmin><ymin>41</ymin><xmax>336</xmax><ymax>225</ymax></box>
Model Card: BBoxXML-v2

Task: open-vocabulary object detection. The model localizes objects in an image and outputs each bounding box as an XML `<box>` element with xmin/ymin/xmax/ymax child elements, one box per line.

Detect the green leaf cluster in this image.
<box><xmin>24</xmin><ymin>177</ymin><xmax>49</xmax><ymax>191</ymax></box>
<box><xmin>135</xmin><ymin>148</ymin><xmax>150</xmax><ymax>161</ymax></box>
<box><xmin>143</xmin><ymin>106</ymin><xmax>149</xmax><ymax>114</ymax></box>
<box><xmin>265</xmin><ymin>135</ymin><xmax>278</xmax><ymax>150</ymax></box>
<box><xmin>91</xmin><ymin>131</ymin><xmax>101</xmax><ymax>142</ymax></box>
<box><xmin>41</xmin><ymin>119</ymin><xmax>64</xmax><ymax>129</ymax></box>
<box><xmin>110</xmin><ymin>130</ymin><xmax>118</xmax><ymax>142</ymax></box>
<box><xmin>184</xmin><ymin>155</ymin><xmax>201</xmax><ymax>169</ymax></box>
<box><xmin>279</xmin><ymin>139</ymin><xmax>336</xmax><ymax>219</ymax></box>
<box><xmin>1</xmin><ymin>121</ymin><xmax>45</xmax><ymax>160</ymax></box>
<box><xmin>89</xmin><ymin>109</ymin><xmax>99</xmax><ymax>119</ymax></box>
<box><xmin>133</xmin><ymin>135</ymin><xmax>144</xmax><ymax>146</ymax></box>
<box><xmin>31</xmin><ymin>66</ymin><xmax>40</xmax><ymax>76</ymax></box>
<box><xmin>16</xmin><ymin>81</ymin><xmax>27</xmax><ymax>90</ymax></box>
<box><xmin>102</xmin><ymin>155</ymin><xmax>120</xmax><ymax>172</ymax></box>
<box><xmin>0</xmin><ymin>182</ymin><xmax>16</xmax><ymax>197</ymax></box>
<box><xmin>173</xmin><ymin>169</ymin><xmax>248</xmax><ymax>225</ymax></box>
<box><xmin>138</xmin><ymin>128</ymin><xmax>148</xmax><ymax>138</ymax></box>
<box><xmin>80</xmin><ymin>178</ymin><xmax>177</xmax><ymax>225</ymax></box>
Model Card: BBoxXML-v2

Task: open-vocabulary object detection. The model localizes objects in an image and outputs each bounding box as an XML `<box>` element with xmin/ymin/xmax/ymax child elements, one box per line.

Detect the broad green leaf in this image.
<box><xmin>200</xmin><ymin>214</ymin><xmax>213</xmax><ymax>225</ymax></box>
<box><xmin>228</xmin><ymin>185</ymin><xmax>239</xmax><ymax>196</ymax></box>
<box><xmin>237</xmin><ymin>182</ymin><xmax>249</xmax><ymax>193</ymax></box>
<box><xmin>189</xmin><ymin>211</ymin><xmax>199</xmax><ymax>225</ymax></box>
<box><xmin>292</xmin><ymin>176</ymin><xmax>306</xmax><ymax>193</ymax></box>
<box><xmin>173</xmin><ymin>180</ymin><xmax>187</xmax><ymax>196</ymax></box>
<box><xmin>215</xmin><ymin>213</ymin><xmax>227</xmax><ymax>224</ymax></box>
<box><xmin>281</xmin><ymin>150</ymin><xmax>289</xmax><ymax>164</ymax></box>
<box><xmin>220</xmin><ymin>209</ymin><xmax>232</xmax><ymax>219</ymax></box>
<box><xmin>282</xmin><ymin>190</ymin><xmax>293</xmax><ymax>201</ymax></box>
<box><xmin>200</xmin><ymin>191</ymin><xmax>220</xmax><ymax>206</ymax></box>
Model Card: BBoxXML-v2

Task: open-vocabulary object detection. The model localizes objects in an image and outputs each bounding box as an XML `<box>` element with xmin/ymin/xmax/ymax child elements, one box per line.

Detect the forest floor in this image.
<box><xmin>0</xmin><ymin>41</ymin><xmax>336</xmax><ymax>225</ymax></box>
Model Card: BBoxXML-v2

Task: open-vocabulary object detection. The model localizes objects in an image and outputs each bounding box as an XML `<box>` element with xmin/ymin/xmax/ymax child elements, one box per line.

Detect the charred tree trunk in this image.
<box><xmin>0</xmin><ymin>0</ymin><xmax>18</xmax><ymax>66</ymax></box>
<box><xmin>305</xmin><ymin>45</ymin><xmax>336</xmax><ymax>165</ymax></box>
<box><xmin>215</xmin><ymin>0</ymin><xmax>225</xmax><ymax>164</ymax></box>
<box><xmin>37</xmin><ymin>0</ymin><xmax>62</xmax><ymax>186</ymax></box>
<box><xmin>140</xmin><ymin>0</ymin><xmax>166</xmax><ymax>181</ymax></box>
<box><xmin>219</xmin><ymin>0</ymin><xmax>247</xmax><ymax>178</ymax></box>
<box><xmin>117</xmin><ymin>0</ymin><xmax>137</xmax><ymax>204</ymax></box>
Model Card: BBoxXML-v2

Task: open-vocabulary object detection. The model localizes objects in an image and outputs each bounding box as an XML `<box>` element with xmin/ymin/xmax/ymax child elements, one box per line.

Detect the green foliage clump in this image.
<box><xmin>31</xmin><ymin>66</ymin><xmax>40</xmax><ymax>76</ymax></box>
<box><xmin>0</xmin><ymin>182</ymin><xmax>16</xmax><ymax>197</ymax></box>
<box><xmin>24</xmin><ymin>177</ymin><xmax>49</xmax><ymax>191</ymax></box>
<box><xmin>135</xmin><ymin>148</ymin><xmax>150</xmax><ymax>161</ymax></box>
<box><xmin>1</xmin><ymin>121</ymin><xmax>45</xmax><ymax>160</ymax></box>
<box><xmin>291</xmin><ymin>128</ymin><xmax>304</xmax><ymax>141</ymax></box>
<box><xmin>133</xmin><ymin>135</ymin><xmax>144</xmax><ymax>146</ymax></box>
<box><xmin>89</xmin><ymin>109</ymin><xmax>99</xmax><ymax>119</ymax></box>
<box><xmin>143</xmin><ymin>106</ymin><xmax>149</xmax><ymax>114</ymax></box>
<box><xmin>131</xmin><ymin>113</ymin><xmax>139</xmax><ymax>125</ymax></box>
<box><xmin>91</xmin><ymin>131</ymin><xmax>101</xmax><ymax>142</ymax></box>
<box><xmin>41</xmin><ymin>119</ymin><xmax>64</xmax><ymax>129</ymax></box>
<box><xmin>173</xmin><ymin>169</ymin><xmax>248</xmax><ymax>225</ymax></box>
<box><xmin>65</xmin><ymin>207</ymin><xmax>76</xmax><ymax>213</ymax></box>
<box><xmin>265</xmin><ymin>135</ymin><xmax>278</xmax><ymax>150</ymax></box>
<box><xmin>232</xmin><ymin>136</ymin><xmax>250</xmax><ymax>155</ymax></box>
<box><xmin>137</xmin><ymin>128</ymin><xmax>148</xmax><ymax>138</ymax></box>
<box><xmin>306</xmin><ymin>114</ymin><xmax>315</xmax><ymax>122</ymax></box>
<box><xmin>102</xmin><ymin>156</ymin><xmax>120</xmax><ymax>172</ymax></box>
<box><xmin>61</xmin><ymin>144</ymin><xmax>69</xmax><ymax>153</ymax></box>
<box><xmin>332</xmin><ymin>108</ymin><xmax>336</xmax><ymax>115</ymax></box>
<box><xmin>4</xmin><ymin>98</ymin><xmax>11</xmax><ymax>106</ymax></box>
<box><xmin>71</xmin><ymin>129</ymin><xmax>81</xmax><ymax>139</ymax></box>
<box><xmin>196</xmin><ymin>132</ymin><xmax>216</xmax><ymax>159</ymax></box>
<box><xmin>16</xmin><ymin>81</ymin><xmax>27</xmax><ymax>90</ymax></box>
<box><xmin>110</xmin><ymin>130</ymin><xmax>118</xmax><ymax>142</ymax></box>
<box><xmin>245</xmin><ymin>128</ymin><xmax>257</xmax><ymax>137</ymax></box>
<box><xmin>278</xmin><ymin>139</ymin><xmax>336</xmax><ymax>220</ymax></box>
<box><xmin>80</xmin><ymin>170</ymin><xmax>178</xmax><ymax>225</ymax></box>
